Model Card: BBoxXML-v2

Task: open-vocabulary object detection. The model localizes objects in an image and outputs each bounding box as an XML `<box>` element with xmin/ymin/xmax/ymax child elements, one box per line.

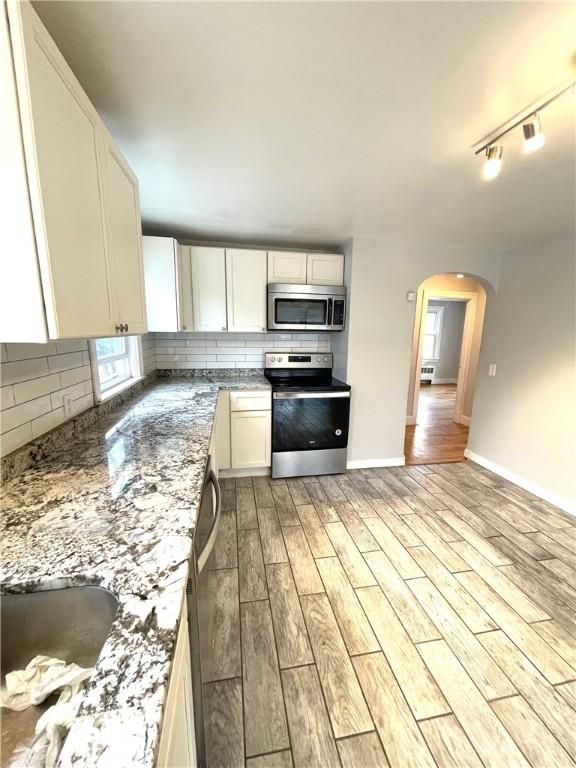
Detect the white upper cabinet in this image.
<box><xmin>267</xmin><ymin>251</ymin><xmax>307</xmax><ymax>284</ymax></box>
<box><xmin>226</xmin><ymin>249</ymin><xmax>267</xmax><ymax>333</ymax></box>
<box><xmin>102</xmin><ymin>133</ymin><xmax>147</xmax><ymax>334</ymax></box>
<box><xmin>0</xmin><ymin>4</ymin><xmax>46</xmax><ymax>342</ymax></box>
<box><xmin>2</xmin><ymin>1</ymin><xmax>146</xmax><ymax>340</ymax></box>
<box><xmin>143</xmin><ymin>237</ymin><xmax>180</xmax><ymax>332</ymax></box>
<box><xmin>306</xmin><ymin>253</ymin><xmax>344</xmax><ymax>285</ymax></box>
<box><xmin>189</xmin><ymin>246</ymin><xmax>227</xmax><ymax>332</ymax></box>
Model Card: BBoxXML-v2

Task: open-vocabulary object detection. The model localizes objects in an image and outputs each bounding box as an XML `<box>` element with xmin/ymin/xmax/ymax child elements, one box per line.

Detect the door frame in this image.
<box><xmin>410</xmin><ymin>289</ymin><xmax>479</xmax><ymax>426</ymax></box>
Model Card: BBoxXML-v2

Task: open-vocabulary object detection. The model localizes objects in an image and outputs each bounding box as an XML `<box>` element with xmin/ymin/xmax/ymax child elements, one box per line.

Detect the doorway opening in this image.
<box><xmin>405</xmin><ymin>274</ymin><xmax>487</xmax><ymax>465</ymax></box>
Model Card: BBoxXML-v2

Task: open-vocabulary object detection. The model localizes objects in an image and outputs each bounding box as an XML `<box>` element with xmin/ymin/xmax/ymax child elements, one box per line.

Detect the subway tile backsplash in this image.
<box><xmin>0</xmin><ymin>334</ymin><xmax>156</xmax><ymax>458</ymax></box>
<box><xmin>153</xmin><ymin>331</ymin><xmax>332</xmax><ymax>369</ymax></box>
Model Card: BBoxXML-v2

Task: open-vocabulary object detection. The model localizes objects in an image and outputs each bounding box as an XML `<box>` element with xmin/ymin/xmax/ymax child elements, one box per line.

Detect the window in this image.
<box><xmin>422</xmin><ymin>305</ymin><xmax>444</xmax><ymax>360</ymax></box>
<box><xmin>90</xmin><ymin>336</ymin><xmax>142</xmax><ymax>402</ymax></box>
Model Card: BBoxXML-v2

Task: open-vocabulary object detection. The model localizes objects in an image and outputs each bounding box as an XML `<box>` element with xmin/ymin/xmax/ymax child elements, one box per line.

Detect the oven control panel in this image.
<box><xmin>265</xmin><ymin>353</ymin><xmax>332</xmax><ymax>369</ymax></box>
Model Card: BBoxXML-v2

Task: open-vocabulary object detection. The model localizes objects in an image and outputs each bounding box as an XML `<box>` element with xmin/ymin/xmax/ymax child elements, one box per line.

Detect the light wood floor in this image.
<box><xmin>201</xmin><ymin>462</ymin><xmax>576</xmax><ymax>768</ymax></box>
<box><xmin>405</xmin><ymin>385</ymin><xmax>470</xmax><ymax>465</ymax></box>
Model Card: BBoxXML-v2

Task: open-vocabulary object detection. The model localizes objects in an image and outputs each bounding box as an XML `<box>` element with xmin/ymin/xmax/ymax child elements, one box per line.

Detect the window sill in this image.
<box><xmin>95</xmin><ymin>375</ymin><xmax>144</xmax><ymax>405</ymax></box>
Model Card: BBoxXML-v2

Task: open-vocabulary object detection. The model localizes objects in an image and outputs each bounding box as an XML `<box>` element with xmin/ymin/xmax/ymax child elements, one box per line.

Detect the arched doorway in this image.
<box><xmin>405</xmin><ymin>273</ymin><xmax>487</xmax><ymax>464</ymax></box>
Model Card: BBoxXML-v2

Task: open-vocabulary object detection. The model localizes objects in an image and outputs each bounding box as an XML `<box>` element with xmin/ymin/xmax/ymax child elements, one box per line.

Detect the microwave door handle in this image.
<box><xmin>196</xmin><ymin>469</ymin><xmax>222</xmax><ymax>575</ymax></box>
<box><xmin>327</xmin><ymin>298</ymin><xmax>333</xmax><ymax>325</ymax></box>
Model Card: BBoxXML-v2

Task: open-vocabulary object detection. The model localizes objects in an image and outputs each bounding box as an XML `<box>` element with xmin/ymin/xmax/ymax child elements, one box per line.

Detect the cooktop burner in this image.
<box><xmin>264</xmin><ymin>351</ymin><xmax>351</xmax><ymax>392</ymax></box>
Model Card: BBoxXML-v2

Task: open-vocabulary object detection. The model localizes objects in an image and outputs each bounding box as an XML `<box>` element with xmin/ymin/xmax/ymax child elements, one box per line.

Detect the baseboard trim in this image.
<box><xmin>406</xmin><ymin>416</ymin><xmax>417</xmax><ymax>426</ymax></box>
<box><xmin>432</xmin><ymin>377</ymin><xmax>458</xmax><ymax>384</ymax></box>
<box><xmin>347</xmin><ymin>456</ymin><xmax>406</xmax><ymax>469</ymax></box>
<box><xmin>219</xmin><ymin>467</ymin><xmax>270</xmax><ymax>478</ymax></box>
<box><xmin>458</xmin><ymin>415</ymin><xmax>471</xmax><ymax>427</ymax></box>
<box><xmin>464</xmin><ymin>449</ymin><xmax>575</xmax><ymax>515</ymax></box>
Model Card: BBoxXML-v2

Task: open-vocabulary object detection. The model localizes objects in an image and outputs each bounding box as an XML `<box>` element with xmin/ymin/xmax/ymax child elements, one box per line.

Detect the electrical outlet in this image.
<box><xmin>63</xmin><ymin>394</ymin><xmax>74</xmax><ymax>416</ymax></box>
<box><xmin>488</xmin><ymin>364</ymin><xmax>497</xmax><ymax>377</ymax></box>
<box><xmin>406</xmin><ymin>291</ymin><xmax>416</xmax><ymax>302</ymax></box>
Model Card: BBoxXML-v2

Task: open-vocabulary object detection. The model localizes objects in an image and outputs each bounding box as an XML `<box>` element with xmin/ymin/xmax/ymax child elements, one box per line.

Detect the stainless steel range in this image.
<box><xmin>265</xmin><ymin>352</ymin><xmax>351</xmax><ymax>478</ymax></box>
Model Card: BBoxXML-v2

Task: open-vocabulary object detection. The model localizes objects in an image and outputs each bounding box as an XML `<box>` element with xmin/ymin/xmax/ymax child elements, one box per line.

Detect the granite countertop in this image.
<box><xmin>0</xmin><ymin>375</ymin><xmax>270</xmax><ymax>767</ymax></box>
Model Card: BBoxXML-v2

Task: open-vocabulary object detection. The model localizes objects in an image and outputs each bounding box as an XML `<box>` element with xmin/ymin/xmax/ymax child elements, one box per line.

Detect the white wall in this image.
<box><xmin>154</xmin><ymin>331</ymin><xmax>331</xmax><ymax>370</ymax></box>
<box><xmin>467</xmin><ymin>235</ymin><xmax>575</xmax><ymax>512</ymax></box>
<box><xmin>337</xmin><ymin>237</ymin><xmax>499</xmax><ymax>465</ymax></box>
<box><xmin>0</xmin><ymin>334</ymin><xmax>155</xmax><ymax>457</ymax></box>
<box><xmin>425</xmin><ymin>300</ymin><xmax>466</xmax><ymax>381</ymax></box>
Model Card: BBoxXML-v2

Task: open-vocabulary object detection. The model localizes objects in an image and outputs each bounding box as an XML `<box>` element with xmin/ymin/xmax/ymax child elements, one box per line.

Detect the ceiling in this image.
<box><xmin>34</xmin><ymin>1</ymin><xmax>575</xmax><ymax>252</ymax></box>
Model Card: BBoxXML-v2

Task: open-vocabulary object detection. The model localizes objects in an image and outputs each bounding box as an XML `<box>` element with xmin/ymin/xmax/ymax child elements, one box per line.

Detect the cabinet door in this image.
<box><xmin>231</xmin><ymin>410</ymin><xmax>271</xmax><ymax>469</ymax></box>
<box><xmin>307</xmin><ymin>253</ymin><xmax>344</xmax><ymax>286</ymax></box>
<box><xmin>8</xmin><ymin>1</ymin><xmax>114</xmax><ymax>338</ymax></box>
<box><xmin>157</xmin><ymin>604</ymin><xmax>196</xmax><ymax>768</ymax></box>
<box><xmin>190</xmin><ymin>247</ymin><xmax>227</xmax><ymax>332</ymax></box>
<box><xmin>177</xmin><ymin>245</ymin><xmax>194</xmax><ymax>332</ymax></box>
<box><xmin>102</xmin><ymin>133</ymin><xmax>147</xmax><ymax>334</ymax></box>
<box><xmin>215</xmin><ymin>390</ymin><xmax>231</xmax><ymax>471</ymax></box>
<box><xmin>268</xmin><ymin>251</ymin><xmax>307</xmax><ymax>284</ymax></box>
<box><xmin>226</xmin><ymin>249</ymin><xmax>267</xmax><ymax>333</ymax></box>
<box><xmin>0</xmin><ymin>4</ymin><xmax>47</xmax><ymax>342</ymax></box>
<box><xmin>142</xmin><ymin>237</ymin><xmax>179</xmax><ymax>332</ymax></box>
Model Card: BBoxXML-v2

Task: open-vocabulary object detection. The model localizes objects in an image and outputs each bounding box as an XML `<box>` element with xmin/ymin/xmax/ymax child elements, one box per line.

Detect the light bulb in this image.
<box><xmin>456</xmin><ymin>274</ymin><xmax>465</xmax><ymax>279</ymax></box>
<box><xmin>483</xmin><ymin>146</ymin><xmax>503</xmax><ymax>180</ymax></box>
<box><xmin>523</xmin><ymin>115</ymin><xmax>545</xmax><ymax>153</ymax></box>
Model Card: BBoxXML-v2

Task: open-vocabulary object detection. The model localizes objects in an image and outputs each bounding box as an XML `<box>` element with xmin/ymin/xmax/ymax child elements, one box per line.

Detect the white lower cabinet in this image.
<box><xmin>214</xmin><ymin>390</ymin><xmax>231</xmax><ymax>471</ymax></box>
<box><xmin>157</xmin><ymin>602</ymin><xmax>196</xmax><ymax>768</ymax></box>
<box><xmin>230</xmin><ymin>410</ymin><xmax>271</xmax><ymax>469</ymax></box>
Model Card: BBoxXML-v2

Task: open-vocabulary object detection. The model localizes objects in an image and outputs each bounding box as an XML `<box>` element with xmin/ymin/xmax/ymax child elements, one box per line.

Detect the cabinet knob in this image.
<box><xmin>115</xmin><ymin>324</ymin><xmax>122</xmax><ymax>333</ymax></box>
<box><xmin>221</xmin><ymin>326</ymin><xmax>226</xmax><ymax>331</ymax></box>
<box><xmin>123</xmin><ymin>324</ymin><xmax>129</xmax><ymax>333</ymax></box>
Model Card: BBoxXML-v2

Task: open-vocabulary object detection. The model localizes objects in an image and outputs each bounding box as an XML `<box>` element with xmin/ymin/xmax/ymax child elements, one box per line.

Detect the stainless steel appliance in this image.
<box><xmin>187</xmin><ymin>456</ymin><xmax>221</xmax><ymax>768</ymax></box>
<box><xmin>267</xmin><ymin>283</ymin><xmax>346</xmax><ymax>331</ymax></box>
<box><xmin>265</xmin><ymin>353</ymin><xmax>351</xmax><ymax>478</ymax></box>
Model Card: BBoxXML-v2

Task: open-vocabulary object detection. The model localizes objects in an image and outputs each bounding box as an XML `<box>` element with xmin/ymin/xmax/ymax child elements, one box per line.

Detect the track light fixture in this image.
<box><xmin>473</xmin><ymin>78</ymin><xmax>575</xmax><ymax>180</ymax></box>
<box><xmin>522</xmin><ymin>114</ymin><xmax>545</xmax><ymax>153</ymax></box>
<box><xmin>483</xmin><ymin>146</ymin><xmax>503</xmax><ymax>180</ymax></box>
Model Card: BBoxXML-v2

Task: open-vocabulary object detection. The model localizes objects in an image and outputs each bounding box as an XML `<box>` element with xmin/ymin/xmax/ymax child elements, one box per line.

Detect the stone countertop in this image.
<box><xmin>0</xmin><ymin>375</ymin><xmax>270</xmax><ymax>767</ymax></box>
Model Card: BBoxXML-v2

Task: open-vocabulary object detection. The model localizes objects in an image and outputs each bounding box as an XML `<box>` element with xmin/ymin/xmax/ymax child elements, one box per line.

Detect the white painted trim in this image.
<box><xmin>458</xmin><ymin>414</ymin><xmax>471</xmax><ymax>426</ymax></box>
<box><xmin>219</xmin><ymin>467</ymin><xmax>270</xmax><ymax>478</ymax></box>
<box><xmin>347</xmin><ymin>456</ymin><xmax>406</xmax><ymax>469</ymax></box>
<box><xmin>409</xmin><ymin>289</ymin><xmax>479</xmax><ymax>424</ymax></box>
<box><xmin>406</xmin><ymin>416</ymin><xmax>417</xmax><ymax>426</ymax></box>
<box><xmin>464</xmin><ymin>449</ymin><xmax>575</xmax><ymax>515</ymax></box>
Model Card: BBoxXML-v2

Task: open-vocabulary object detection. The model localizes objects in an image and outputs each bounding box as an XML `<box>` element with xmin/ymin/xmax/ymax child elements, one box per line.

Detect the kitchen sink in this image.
<box><xmin>1</xmin><ymin>586</ymin><xmax>118</xmax><ymax>766</ymax></box>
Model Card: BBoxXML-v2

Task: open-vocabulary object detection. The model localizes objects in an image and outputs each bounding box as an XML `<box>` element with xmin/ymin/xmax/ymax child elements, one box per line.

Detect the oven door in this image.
<box><xmin>268</xmin><ymin>292</ymin><xmax>330</xmax><ymax>331</ymax></box>
<box><xmin>272</xmin><ymin>391</ymin><xmax>350</xmax><ymax>452</ymax></box>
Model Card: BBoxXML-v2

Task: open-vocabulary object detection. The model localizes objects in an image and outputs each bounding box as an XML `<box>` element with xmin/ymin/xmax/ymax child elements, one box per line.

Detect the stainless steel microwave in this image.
<box><xmin>267</xmin><ymin>283</ymin><xmax>346</xmax><ymax>331</ymax></box>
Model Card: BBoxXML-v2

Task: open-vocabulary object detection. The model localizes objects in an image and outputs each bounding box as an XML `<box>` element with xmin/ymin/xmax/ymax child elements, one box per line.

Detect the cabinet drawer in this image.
<box><xmin>230</xmin><ymin>390</ymin><xmax>271</xmax><ymax>412</ymax></box>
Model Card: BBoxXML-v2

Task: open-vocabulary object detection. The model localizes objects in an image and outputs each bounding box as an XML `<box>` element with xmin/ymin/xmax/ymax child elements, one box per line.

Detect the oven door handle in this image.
<box><xmin>196</xmin><ymin>469</ymin><xmax>222</xmax><ymax>575</ymax></box>
<box><xmin>273</xmin><ymin>391</ymin><xmax>350</xmax><ymax>400</ymax></box>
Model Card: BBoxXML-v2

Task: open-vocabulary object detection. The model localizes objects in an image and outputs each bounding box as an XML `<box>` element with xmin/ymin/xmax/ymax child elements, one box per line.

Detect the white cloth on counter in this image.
<box><xmin>1</xmin><ymin>655</ymin><xmax>93</xmax><ymax>768</ymax></box>
<box><xmin>1</xmin><ymin>655</ymin><xmax>92</xmax><ymax>712</ymax></box>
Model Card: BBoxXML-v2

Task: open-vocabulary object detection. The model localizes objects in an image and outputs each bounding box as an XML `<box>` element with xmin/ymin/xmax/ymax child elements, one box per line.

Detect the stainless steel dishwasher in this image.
<box><xmin>186</xmin><ymin>455</ymin><xmax>221</xmax><ymax>768</ymax></box>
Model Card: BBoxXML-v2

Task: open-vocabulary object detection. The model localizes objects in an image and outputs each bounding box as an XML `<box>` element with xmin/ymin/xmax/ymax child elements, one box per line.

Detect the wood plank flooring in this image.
<box><xmin>405</xmin><ymin>384</ymin><xmax>469</xmax><ymax>465</ymax></box>
<box><xmin>202</xmin><ymin>462</ymin><xmax>576</xmax><ymax>768</ymax></box>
